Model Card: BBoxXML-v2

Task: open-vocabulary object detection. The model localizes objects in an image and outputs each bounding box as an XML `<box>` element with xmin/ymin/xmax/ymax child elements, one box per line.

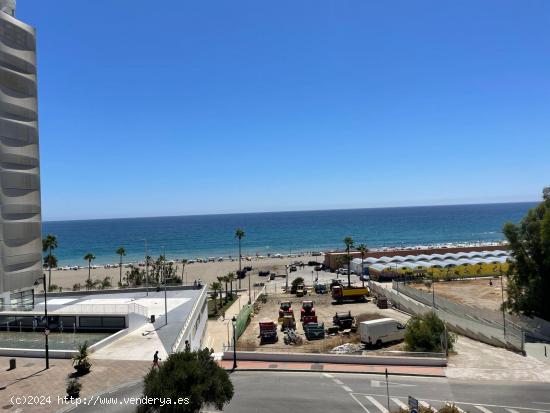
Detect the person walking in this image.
<box><xmin>153</xmin><ymin>350</ymin><xmax>161</xmax><ymax>368</ymax></box>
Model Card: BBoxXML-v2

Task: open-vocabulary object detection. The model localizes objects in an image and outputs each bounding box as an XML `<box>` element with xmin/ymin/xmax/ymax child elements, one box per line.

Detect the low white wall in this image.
<box><xmin>0</xmin><ymin>347</ymin><xmax>76</xmax><ymax>359</ymax></box>
<box><xmin>222</xmin><ymin>351</ymin><xmax>447</xmax><ymax>367</ymax></box>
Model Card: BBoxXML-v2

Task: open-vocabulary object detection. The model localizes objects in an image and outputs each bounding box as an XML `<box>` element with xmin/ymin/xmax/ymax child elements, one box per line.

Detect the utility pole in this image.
<box><xmin>163</xmin><ymin>246</ymin><xmax>167</xmax><ymax>326</ymax></box>
<box><xmin>500</xmin><ymin>265</ymin><xmax>506</xmax><ymax>336</ymax></box>
<box><xmin>145</xmin><ymin>239</ymin><xmax>149</xmax><ymax>296</ymax></box>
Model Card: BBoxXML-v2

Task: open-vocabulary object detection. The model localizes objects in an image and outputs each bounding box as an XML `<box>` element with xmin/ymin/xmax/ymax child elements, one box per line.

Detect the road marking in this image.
<box><xmin>476</xmin><ymin>405</ymin><xmax>493</xmax><ymax>413</ymax></box>
<box><xmin>342</xmin><ymin>385</ymin><xmax>353</xmax><ymax>392</ymax></box>
<box><xmin>445</xmin><ymin>402</ymin><xmax>466</xmax><ymax>413</ymax></box>
<box><xmin>347</xmin><ymin>393</ymin><xmax>550</xmax><ymax>413</ymax></box>
<box><xmin>366</xmin><ymin>395</ymin><xmax>390</xmax><ymax>413</ymax></box>
<box><xmin>371</xmin><ymin>380</ymin><xmax>415</xmax><ymax>388</ymax></box>
<box><xmin>333</xmin><ymin>379</ymin><xmax>344</xmax><ymax>385</ymax></box>
<box><xmin>350</xmin><ymin>393</ymin><xmax>371</xmax><ymax>413</ymax></box>
<box><xmin>392</xmin><ymin>398</ymin><xmax>408</xmax><ymax>409</ymax></box>
<box><xmin>420</xmin><ymin>400</ymin><xmax>438</xmax><ymax>413</ymax></box>
<box><xmin>506</xmin><ymin>410</ymin><xmax>520</xmax><ymax>413</ymax></box>
<box><xmin>323</xmin><ymin>373</ymin><xmax>334</xmax><ymax>378</ymax></box>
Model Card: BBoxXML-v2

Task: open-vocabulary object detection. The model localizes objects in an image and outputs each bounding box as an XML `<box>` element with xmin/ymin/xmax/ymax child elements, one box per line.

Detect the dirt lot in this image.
<box><xmin>237</xmin><ymin>289</ymin><xmax>408</xmax><ymax>353</ymax></box>
<box><xmin>411</xmin><ymin>277</ymin><xmax>507</xmax><ymax>311</ymax></box>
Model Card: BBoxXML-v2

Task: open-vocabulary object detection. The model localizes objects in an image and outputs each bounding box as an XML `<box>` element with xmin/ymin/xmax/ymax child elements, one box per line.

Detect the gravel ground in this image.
<box><xmin>238</xmin><ymin>288</ymin><xmax>407</xmax><ymax>353</ymax></box>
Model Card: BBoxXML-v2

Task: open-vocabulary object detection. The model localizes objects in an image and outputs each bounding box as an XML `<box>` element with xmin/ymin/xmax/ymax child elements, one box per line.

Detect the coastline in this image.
<box><xmin>40</xmin><ymin>240</ymin><xmax>508</xmax><ymax>292</ymax></box>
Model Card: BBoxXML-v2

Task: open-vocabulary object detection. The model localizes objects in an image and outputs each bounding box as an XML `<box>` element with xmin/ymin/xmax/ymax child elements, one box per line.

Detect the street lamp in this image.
<box><xmin>144</xmin><ymin>239</ymin><xmax>149</xmax><ymax>297</ymax></box>
<box><xmin>232</xmin><ymin>315</ymin><xmax>237</xmax><ymax>370</ymax></box>
<box><xmin>285</xmin><ymin>265</ymin><xmax>289</xmax><ymax>293</ymax></box>
<box><xmin>33</xmin><ymin>273</ymin><xmax>49</xmax><ymax>369</ymax></box>
<box><xmin>500</xmin><ymin>265</ymin><xmax>506</xmax><ymax>336</ymax></box>
<box><xmin>248</xmin><ymin>268</ymin><xmax>251</xmax><ymax>305</ymax></box>
<box><xmin>161</xmin><ymin>246</ymin><xmax>169</xmax><ymax>326</ymax></box>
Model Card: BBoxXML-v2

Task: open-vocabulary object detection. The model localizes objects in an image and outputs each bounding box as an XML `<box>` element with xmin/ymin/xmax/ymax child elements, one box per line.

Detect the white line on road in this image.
<box><xmin>506</xmin><ymin>409</ymin><xmax>520</xmax><ymax>413</ymax></box>
<box><xmin>350</xmin><ymin>393</ymin><xmax>371</xmax><ymax>413</ymax></box>
<box><xmin>322</xmin><ymin>373</ymin><xmax>334</xmax><ymax>378</ymax></box>
<box><xmin>451</xmin><ymin>404</ymin><xmax>466</xmax><ymax>413</ymax></box>
<box><xmin>333</xmin><ymin>379</ymin><xmax>345</xmax><ymax>385</ymax></box>
<box><xmin>420</xmin><ymin>400</ymin><xmax>438</xmax><ymax>413</ymax></box>
<box><xmin>476</xmin><ymin>405</ymin><xmax>494</xmax><ymax>413</ymax></box>
<box><xmin>392</xmin><ymin>398</ymin><xmax>408</xmax><ymax>409</ymax></box>
<box><xmin>366</xmin><ymin>395</ymin><xmax>390</xmax><ymax>413</ymax></box>
<box><xmin>342</xmin><ymin>385</ymin><xmax>353</xmax><ymax>392</ymax></box>
<box><xmin>348</xmin><ymin>393</ymin><xmax>550</xmax><ymax>413</ymax></box>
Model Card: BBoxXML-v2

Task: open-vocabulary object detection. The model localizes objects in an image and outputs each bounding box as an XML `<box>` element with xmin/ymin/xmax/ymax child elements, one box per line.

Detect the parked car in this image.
<box><xmin>289</xmin><ymin>265</ymin><xmax>297</xmax><ymax>272</ymax></box>
<box><xmin>359</xmin><ymin>318</ymin><xmax>406</xmax><ymax>347</ymax></box>
<box><xmin>337</xmin><ymin>268</ymin><xmax>350</xmax><ymax>275</ymax></box>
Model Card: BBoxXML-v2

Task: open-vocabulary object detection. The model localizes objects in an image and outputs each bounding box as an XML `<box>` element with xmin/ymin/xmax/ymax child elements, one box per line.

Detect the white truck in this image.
<box><xmin>359</xmin><ymin>318</ymin><xmax>406</xmax><ymax>347</ymax></box>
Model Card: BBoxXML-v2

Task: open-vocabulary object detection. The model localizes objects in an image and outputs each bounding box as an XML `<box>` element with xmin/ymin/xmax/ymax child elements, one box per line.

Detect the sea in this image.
<box><xmin>42</xmin><ymin>202</ymin><xmax>536</xmax><ymax>266</ymax></box>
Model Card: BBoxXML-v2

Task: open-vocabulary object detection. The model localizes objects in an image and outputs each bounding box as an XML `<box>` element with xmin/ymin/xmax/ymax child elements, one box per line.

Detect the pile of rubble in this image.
<box><xmin>329</xmin><ymin>343</ymin><xmax>363</xmax><ymax>354</ymax></box>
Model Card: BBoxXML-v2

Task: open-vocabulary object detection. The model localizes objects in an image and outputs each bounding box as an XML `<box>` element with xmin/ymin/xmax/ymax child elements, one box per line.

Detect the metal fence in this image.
<box><xmin>392</xmin><ymin>280</ymin><xmax>525</xmax><ymax>341</ymax></box>
<box><xmin>370</xmin><ymin>281</ymin><xmax>525</xmax><ymax>353</ymax></box>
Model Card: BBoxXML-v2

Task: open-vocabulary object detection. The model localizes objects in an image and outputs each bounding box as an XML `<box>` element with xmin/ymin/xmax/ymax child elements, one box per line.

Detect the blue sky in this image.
<box><xmin>18</xmin><ymin>1</ymin><xmax>550</xmax><ymax>221</ymax></box>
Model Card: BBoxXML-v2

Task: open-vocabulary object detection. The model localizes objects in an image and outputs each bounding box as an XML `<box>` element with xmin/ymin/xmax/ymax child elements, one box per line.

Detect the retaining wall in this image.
<box><xmin>222</xmin><ymin>351</ymin><xmax>446</xmax><ymax>366</ymax></box>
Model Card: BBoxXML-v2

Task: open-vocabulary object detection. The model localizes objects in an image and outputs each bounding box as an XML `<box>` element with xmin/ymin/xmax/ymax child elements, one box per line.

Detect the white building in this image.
<box><xmin>0</xmin><ymin>0</ymin><xmax>42</xmax><ymax>309</ymax></box>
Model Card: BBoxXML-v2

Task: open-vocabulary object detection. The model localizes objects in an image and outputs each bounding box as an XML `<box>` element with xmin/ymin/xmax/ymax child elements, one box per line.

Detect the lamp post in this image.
<box><xmin>500</xmin><ymin>265</ymin><xmax>506</xmax><ymax>336</ymax></box>
<box><xmin>144</xmin><ymin>239</ymin><xmax>149</xmax><ymax>297</ymax></box>
<box><xmin>248</xmin><ymin>268</ymin><xmax>251</xmax><ymax>305</ymax></box>
<box><xmin>162</xmin><ymin>246</ymin><xmax>168</xmax><ymax>326</ymax></box>
<box><xmin>34</xmin><ymin>274</ymin><xmax>49</xmax><ymax>369</ymax></box>
<box><xmin>285</xmin><ymin>265</ymin><xmax>289</xmax><ymax>293</ymax></box>
<box><xmin>232</xmin><ymin>315</ymin><xmax>237</xmax><ymax>370</ymax></box>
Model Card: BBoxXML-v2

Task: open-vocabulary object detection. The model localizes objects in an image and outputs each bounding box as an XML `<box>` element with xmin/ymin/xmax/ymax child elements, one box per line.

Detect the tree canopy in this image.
<box><xmin>404</xmin><ymin>311</ymin><xmax>455</xmax><ymax>353</ymax></box>
<box><xmin>503</xmin><ymin>187</ymin><xmax>550</xmax><ymax>320</ymax></box>
<box><xmin>140</xmin><ymin>349</ymin><xmax>233</xmax><ymax>413</ymax></box>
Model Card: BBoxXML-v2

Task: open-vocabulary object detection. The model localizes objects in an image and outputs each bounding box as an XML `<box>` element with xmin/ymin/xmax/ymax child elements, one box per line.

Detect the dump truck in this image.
<box><xmin>296</xmin><ymin>284</ymin><xmax>305</xmax><ymax>297</ymax></box>
<box><xmin>331</xmin><ymin>285</ymin><xmax>369</xmax><ymax>303</ymax></box>
<box><xmin>278</xmin><ymin>301</ymin><xmax>293</xmax><ymax>319</ymax></box>
<box><xmin>333</xmin><ymin>311</ymin><xmax>355</xmax><ymax>330</ymax></box>
<box><xmin>259</xmin><ymin>320</ymin><xmax>278</xmax><ymax>344</ymax></box>
<box><xmin>300</xmin><ymin>301</ymin><xmax>316</xmax><ymax>321</ymax></box>
<box><xmin>304</xmin><ymin>322</ymin><xmax>325</xmax><ymax>340</ymax></box>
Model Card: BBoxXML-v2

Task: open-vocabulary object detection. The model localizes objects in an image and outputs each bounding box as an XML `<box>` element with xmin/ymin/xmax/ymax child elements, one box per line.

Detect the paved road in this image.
<box><xmin>70</xmin><ymin>372</ymin><xmax>550</xmax><ymax>413</ymax></box>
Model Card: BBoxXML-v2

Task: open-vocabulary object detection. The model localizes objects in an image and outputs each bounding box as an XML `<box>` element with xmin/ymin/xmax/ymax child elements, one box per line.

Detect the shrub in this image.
<box><xmin>48</xmin><ymin>284</ymin><xmax>59</xmax><ymax>292</ymax></box>
<box><xmin>140</xmin><ymin>348</ymin><xmax>233</xmax><ymax>413</ymax></box>
<box><xmin>72</xmin><ymin>341</ymin><xmax>91</xmax><ymax>375</ymax></box>
<box><xmin>66</xmin><ymin>376</ymin><xmax>82</xmax><ymax>398</ymax></box>
<box><xmin>72</xmin><ymin>283</ymin><xmax>81</xmax><ymax>291</ymax></box>
<box><xmin>290</xmin><ymin>277</ymin><xmax>304</xmax><ymax>294</ymax></box>
<box><xmin>404</xmin><ymin>311</ymin><xmax>455</xmax><ymax>353</ymax></box>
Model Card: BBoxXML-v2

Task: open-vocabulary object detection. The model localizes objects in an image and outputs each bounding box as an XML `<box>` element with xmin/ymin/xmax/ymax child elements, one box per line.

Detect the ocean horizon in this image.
<box><xmin>42</xmin><ymin>202</ymin><xmax>537</xmax><ymax>266</ymax></box>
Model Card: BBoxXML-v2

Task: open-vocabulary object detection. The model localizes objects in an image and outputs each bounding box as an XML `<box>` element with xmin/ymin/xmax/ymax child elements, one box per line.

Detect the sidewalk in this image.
<box><xmin>217</xmin><ymin>359</ymin><xmax>445</xmax><ymax>377</ymax></box>
<box><xmin>204</xmin><ymin>291</ymin><xmax>251</xmax><ymax>352</ymax></box>
<box><xmin>0</xmin><ymin>356</ymin><xmax>149</xmax><ymax>413</ymax></box>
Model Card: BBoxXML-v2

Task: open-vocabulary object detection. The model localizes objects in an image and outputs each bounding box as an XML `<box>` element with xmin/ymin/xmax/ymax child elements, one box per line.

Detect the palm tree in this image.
<box><xmin>235</xmin><ymin>229</ymin><xmax>245</xmax><ymax>288</ymax></box>
<box><xmin>210</xmin><ymin>282</ymin><xmax>222</xmax><ymax>314</ymax></box>
<box><xmin>217</xmin><ymin>276</ymin><xmax>227</xmax><ymax>304</ymax></box>
<box><xmin>180</xmin><ymin>259</ymin><xmax>188</xmax><ymax>284</ymax></box>
<box><xmin>357</xmin><ymin>243</ymin><xmax>368</xmax><ymax>287</ymax></box>
<box><xmin>116</xmin><ymin>247</ymin><xmax>126</xmax><ymax>285</ymax></box>
<box><xmin>227</xmin><ymin>272</ymin><xmax>236</xmax><ymax>299</ymax></box>
<box><xmin>42</xmin><ymin>234</ymin><xmax>58</xmax><ymax>290</ymax></box>
<box><xmin>344</xmin><ymin>236</ymin><xmax>354</xmax><ymax>287</ymax></box>
<box><xmin>84</xmin><ymin>253</ymin><xmax>96</xmax><ymax>282</ymax></box>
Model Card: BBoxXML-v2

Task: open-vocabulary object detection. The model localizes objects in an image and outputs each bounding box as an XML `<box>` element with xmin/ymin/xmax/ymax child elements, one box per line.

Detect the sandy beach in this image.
<box><xmin>38</xmin><ymin>254</ymin><xmax>320</xmax><ymax>292</ymax></box>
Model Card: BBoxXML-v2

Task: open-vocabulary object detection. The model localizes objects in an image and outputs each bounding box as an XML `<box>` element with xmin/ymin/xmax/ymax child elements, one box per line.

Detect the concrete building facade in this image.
<box><xmin>0</xmin><ymin>0</ymin><xmax>42</xmax><ymax>308</ymax></box>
